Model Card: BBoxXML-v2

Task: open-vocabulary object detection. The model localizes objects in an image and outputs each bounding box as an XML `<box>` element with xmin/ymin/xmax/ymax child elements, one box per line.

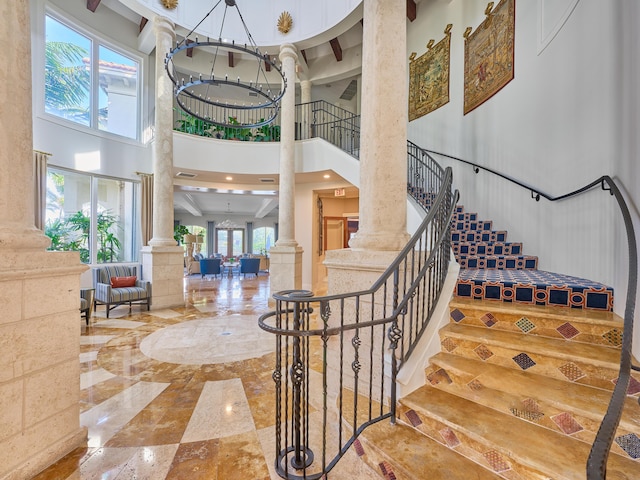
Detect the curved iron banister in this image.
<box><xmin>259</xmin><ymin>143</ymin><xmax>459</xmax><ymax>479</ymax></box>
<box><xmin>425</xmin><ymin>149</ymin><xmax>637</xmax><ymax>479</ymax></box>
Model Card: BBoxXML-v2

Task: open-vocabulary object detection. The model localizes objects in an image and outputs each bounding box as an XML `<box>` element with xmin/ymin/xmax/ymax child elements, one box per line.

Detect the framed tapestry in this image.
<box><xmin>408</xmin><ymin>24</ymin><xmax>452</xmax><ymax>121</ymax></box>
<box><xmin>463</xmin><ymin>0</ymin><xmax>515</xmax><ymax>115</ymax></box>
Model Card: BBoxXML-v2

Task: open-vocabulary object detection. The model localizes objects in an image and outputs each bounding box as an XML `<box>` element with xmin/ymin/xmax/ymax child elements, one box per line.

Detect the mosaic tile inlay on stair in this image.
<box><xmin>451</xmin><ymin>205</ymin><xmax>614</xmax><ymax>310</ymax></box>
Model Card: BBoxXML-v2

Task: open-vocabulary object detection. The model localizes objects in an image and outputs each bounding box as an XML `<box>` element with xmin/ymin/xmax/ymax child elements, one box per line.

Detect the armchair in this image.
<box><xmin>239</xmin><ymin>257</ymin><xmax>261</xmax><ymax>277</ymax></box>
<box><xmin>92</xmin><ymin>265</ymin><xmax>151</xmax><ymax>318</ymax></box>
<box><xmin>200</xmin><ymin>258</ymin><xmax>222</xmax><ymax>278</ymax></box>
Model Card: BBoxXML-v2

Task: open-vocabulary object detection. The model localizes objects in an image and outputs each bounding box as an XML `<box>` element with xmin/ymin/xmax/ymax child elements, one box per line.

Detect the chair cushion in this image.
<box><xmin>111</xmin><ymin>276</ymin><xmax>137</xmax><ymax>287</ymax></box>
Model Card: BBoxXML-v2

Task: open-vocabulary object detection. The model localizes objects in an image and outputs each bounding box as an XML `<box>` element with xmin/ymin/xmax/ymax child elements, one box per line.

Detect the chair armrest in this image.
<box><xmin>136</xmin><ymin>279</ymin><xmax>152</xmax><ymax>297</ymax></box>
<box><xmin>95</xmin><ymin>282</ymin><xmax>112</xmax><ymax>302</ymax></box>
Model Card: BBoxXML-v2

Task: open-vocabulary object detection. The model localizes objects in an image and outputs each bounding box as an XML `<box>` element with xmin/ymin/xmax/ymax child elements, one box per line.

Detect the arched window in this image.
<box><xmin>252</xmin><ymin>226</ymin><xmax>275</xmax><ymax>254</ymax></box>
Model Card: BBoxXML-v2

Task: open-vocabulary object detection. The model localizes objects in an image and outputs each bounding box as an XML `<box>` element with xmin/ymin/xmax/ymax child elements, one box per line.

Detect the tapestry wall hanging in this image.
<box><xmin>408</xmin><ymin>24</ymin><xmax>452</xmax><ymax>121</ymax></box>
<box><xmin>463</xmin><ymin>0</ymin><xmax>515</xmax><ymax>115</ymax></box>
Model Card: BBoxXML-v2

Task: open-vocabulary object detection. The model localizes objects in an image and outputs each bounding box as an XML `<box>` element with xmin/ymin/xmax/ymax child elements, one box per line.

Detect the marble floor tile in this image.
<box><xmin>181</xmin><ymin>379</ymin><xmax>255</xmax><ymax>443</ymax></box>
<box><xmin>80</xmin><ymin>367</ymin><xmax>117</xmax><ymax>390</ymax></box>
<box><xmin>35</xmin><ymin>276</ymin><xmax>376</xmax><ymax>480</ymax></box>
<box><xmin>81</xmin><ymin>381</ymin><xmax>170</xmax><ymax>447</ymax></box>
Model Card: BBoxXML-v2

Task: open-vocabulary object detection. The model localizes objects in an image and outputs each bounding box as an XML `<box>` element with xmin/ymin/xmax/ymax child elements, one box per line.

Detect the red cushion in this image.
<box><xmin>110</xmin><ymin>276</ymin><xmax>137</xmax><ymax>288</ymax></box>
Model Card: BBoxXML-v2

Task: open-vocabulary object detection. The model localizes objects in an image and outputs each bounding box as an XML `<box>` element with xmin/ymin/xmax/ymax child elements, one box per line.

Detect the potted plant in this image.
<box><xmin>173</xmin><ymin>224</ymin><xmax>190</xmax><ymax>244</ymax></box>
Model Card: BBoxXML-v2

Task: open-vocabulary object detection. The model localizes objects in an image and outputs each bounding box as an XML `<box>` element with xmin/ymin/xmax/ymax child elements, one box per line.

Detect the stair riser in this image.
<box><xmin>452</xmin><ymin>231</ymin><xmax>508</xmax><ymax>243</ymax></box>
<box><xmin>453</xmin><ymin>243</ymin><xmax>523</xmax><ymax>256</ymax></box>
<box><xmin>449</xmin><ymin>306</ymin><xmax>622</xmax><ymax>348</ymax></box>
<box><xmin>452</xmin><ymin>220</ymin><xmax>493</xmax><ymax>232</ymax></box>
<box><xmin>352</xmin><ymin>436</ymin><xmax>414</xmax><ymax>480</ymax></box>
<box><xmin>396</xmin><ymin>404</ymin><xmax>548</xmax><ymax>480</ymax></box>
<box><xmin>423</xmin><ymin>361</ymin><xmax>639</xmax><ymax>459</ymax></box>
<box><xmin>438</xmin><ymin>334</ymin><xmax>627</xmax><ymax>392</ymax></box>
<box><xmin>456</xmin><ymin>256</ymin><xmax>538</xmax><ymax>270</ymax></box>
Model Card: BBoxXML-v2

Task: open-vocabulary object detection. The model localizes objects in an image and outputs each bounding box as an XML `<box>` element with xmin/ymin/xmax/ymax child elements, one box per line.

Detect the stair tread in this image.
<box><xmin>441</xmin><ymin>323</ymin><xmax>622</xmax><ymax>368</ymax></box>
<box><xmin>450</xmin><ymin>297</ymin><xmax>621</xmax><ymax>326</ymax></box>
<box><xmin>361</xmin><ymin>420</ymin><xmax>502</xmax><ymax>479</ymax></box>
<box><xmin>430</xmin><ymin>352</ymin><xmax>640</xmax><ymax>432</ymax></box>
<box><xmin>400</xmin><ymin>386</ymin><xmax>637</xmax><ymax>479</ymax></box>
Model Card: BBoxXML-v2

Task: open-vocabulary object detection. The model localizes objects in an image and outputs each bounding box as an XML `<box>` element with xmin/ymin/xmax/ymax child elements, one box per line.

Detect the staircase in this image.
<box><xmin>346</xmin><ymin>206</ymin><xmax>640</xmax><ymax>479</ymax></box>
<box><xmin>352</xmin><ymin>298</ymin><xmax>640</xmax><ymax>479</ymax></box>
<box><xmin>451</xmin><ymin>206</ymin><xmax>614</xmax><ymax>311</ymax></box>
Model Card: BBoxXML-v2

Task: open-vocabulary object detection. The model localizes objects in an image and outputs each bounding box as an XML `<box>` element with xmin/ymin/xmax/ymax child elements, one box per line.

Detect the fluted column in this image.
<box><xmin>348</xmin><ymin>0</ymin><xmax>409</xmax><ymax>251</ymax></box>
<box><xmin>270</xmin><ymin>44</ymin><xmax>303</xmax><ymax>294</ymax></box>
<box><xmin>149</xmin><ymin>16</ymin><xmax>176</xmax><ymax>247</ymax></box>
<box><xmin>140</xmin><ymin>16</ymin><xmax>184</xmax><ymax>309</ymax></box>
<box><xmin>0</xmin><ymin>1</ymin><xmax>86</xmax><ymax>478</ymax></box>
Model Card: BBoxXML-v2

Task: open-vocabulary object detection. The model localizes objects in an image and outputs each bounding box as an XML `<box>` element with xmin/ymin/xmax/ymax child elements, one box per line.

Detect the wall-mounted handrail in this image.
<box><xmin>425</xmin><ymin>149</ymin><xmax>637</xmax><ymax>479</ymax></box>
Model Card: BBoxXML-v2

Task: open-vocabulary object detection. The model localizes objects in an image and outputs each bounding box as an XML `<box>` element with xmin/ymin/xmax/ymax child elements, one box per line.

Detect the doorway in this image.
<box><xmin>216</xmin><ymin>228</ymin><xmax>244</xmax><ymax>257</ymax></box>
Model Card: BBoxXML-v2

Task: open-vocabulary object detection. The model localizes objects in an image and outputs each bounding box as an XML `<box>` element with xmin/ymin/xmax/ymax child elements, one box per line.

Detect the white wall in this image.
<box><xmin>407</xmin><ymin>0</ymin><xmax>640</xmax><ymax>322</ymax></box>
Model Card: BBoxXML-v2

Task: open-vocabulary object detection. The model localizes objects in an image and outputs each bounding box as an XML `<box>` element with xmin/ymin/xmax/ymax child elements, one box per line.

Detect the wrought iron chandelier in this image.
<box><xmin>165</xmin><ymin>0</ymin><xmax>287</xmax><ymax>128</ymax></box>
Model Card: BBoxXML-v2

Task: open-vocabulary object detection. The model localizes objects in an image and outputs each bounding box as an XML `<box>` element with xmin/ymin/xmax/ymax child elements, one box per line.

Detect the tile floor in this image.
<box><xmin>33</xmin><ymin>274</ymin><xmax>379</xmax><ymax>480</ymax></box>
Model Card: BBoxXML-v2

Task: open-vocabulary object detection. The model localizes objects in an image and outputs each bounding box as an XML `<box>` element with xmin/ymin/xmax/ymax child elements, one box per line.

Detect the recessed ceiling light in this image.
<box><xmin>225</xmin><ymin>176</ymin><xmax>233</xmax><ymax>181</ymax></box>
<box><xmin>323</xmin><ymin>174</ymin><xmax>330</xmax><ymax>179</ymax></box>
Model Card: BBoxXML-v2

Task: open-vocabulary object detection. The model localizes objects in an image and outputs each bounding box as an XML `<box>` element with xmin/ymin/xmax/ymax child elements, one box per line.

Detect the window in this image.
<box><xmin>217</xmin><ymin>229</ymin><xmax>244</xmax><ymax>257</ymax></box>
<box><xmin>252</xmin><ymin>226</ymin><xmax>275</xmax><ymax>255</ymax></box>
<box><xmin>45</xmin><ymin>167</ymin><xmax>140</xmax><ymax>264</ymax></box>
<box><xmin>44</xmin><ymin>14</ymin><xmax>140</xmax><ymax>140</ymax></box>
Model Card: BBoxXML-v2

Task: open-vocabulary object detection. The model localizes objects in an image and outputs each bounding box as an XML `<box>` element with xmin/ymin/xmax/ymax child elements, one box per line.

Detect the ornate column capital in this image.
<box><xmin>279</xmin><ymin>43</ymin><xmax>298</xmax><ymax>63</ymax></box>
<box><xmin>153</xmin><ymin>15</ymin><xmax>176</xmax><ymax>40</ymax></box>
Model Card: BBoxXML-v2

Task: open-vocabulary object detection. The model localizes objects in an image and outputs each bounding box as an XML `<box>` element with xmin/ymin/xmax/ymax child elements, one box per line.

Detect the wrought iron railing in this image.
<box><xmin>295</xmin><ymin>100</ymin><xmax>360</xmax><ymax>156</ymax></box>
<box><xmin>259</xmin><ymin>144</ymin><xmax>459</xmax><ymax>479</ymax></box>
<box><xmin>424</xmin><ymin>149</ymin><xmax>638</xmax><ymax>480</ymax></box>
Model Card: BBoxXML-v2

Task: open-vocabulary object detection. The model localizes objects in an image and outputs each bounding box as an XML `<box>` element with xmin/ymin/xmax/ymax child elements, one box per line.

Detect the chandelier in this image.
<box><xmin>165</xmin><ymin>0</ymin><xmax>287</xmax><ymax>128</ymax></box>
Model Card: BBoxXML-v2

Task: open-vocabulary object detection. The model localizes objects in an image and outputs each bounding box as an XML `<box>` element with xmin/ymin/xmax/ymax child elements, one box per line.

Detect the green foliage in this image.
<box><xmin>174</xmin><ymin>224</ymin><xmax>190</xmax><ymax>244</ymax></box>
<box><xmin>44</xmin><ymin>209</ymin><xmax>122</xmax><ymax>263</ymax></box>
<box><xmin>44</xmin><ymin>41</ymin><xmax>91</xmax><ymax>118</ymax></box>
<box><xmin>173</xmin><ymin>111</ymin><xmax>281</xmax><ymax>142</ymax></box>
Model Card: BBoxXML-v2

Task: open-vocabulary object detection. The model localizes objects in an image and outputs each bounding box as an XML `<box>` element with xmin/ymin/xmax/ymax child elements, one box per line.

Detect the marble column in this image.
<box><xmin>348</xmin><ymin>0</ymin><xmax>409</xmax><ymax>252</ymax></box>
<box><xmin>270</xmin><ymin>44</ymin><xmax>303</xmax><ymax>294</ymax></box>
<box><xmin>300</xmin><ymin>79</ymin><xmax>312</xmax><ymax>139</ymax></box>
<box><xmin>323</xmin><ymin>0</ymin><xmax>409</xmax><ymax>402</ymax></box>
<box><xmin>140</xmin><ymin>16</ymin><xmax>184</xmax><ymax>309</ymax></box>
<box><xmin>0</xmin><ymin>1</ymin><xmax>86</xmax><ymax>478</ymax></box>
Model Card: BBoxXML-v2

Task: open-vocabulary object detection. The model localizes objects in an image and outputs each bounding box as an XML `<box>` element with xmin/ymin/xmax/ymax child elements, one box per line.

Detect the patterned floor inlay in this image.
<box><xmin>483</xmin><ymin>450</ymin><xmax>511</xmax><ymax>472</ymax></box>
<box><xmin>404</xmin><ymin>409</ymin><xmax>422</xmax><ymax>427</ymax></box>
<box><xmin>481</xmin><ymin>313</ymin><xmax>497</xmax><ymax>327</ymax></box>
<box><xmin>378</xmin><ymin>461</ymin><xmax>397</xmax><ymax>480</ymax></box>
<box><xmin>450</xmin><ymin>308</ymin><xmax>466</xmax><ymax>322</ymax></box>
<box><xmin>557</xmin><ymin>322</ymin><xmax>580</xmax><ymax>339</ymax></box>
<box><xmin>427</xmin><ymin>368</ymin><xmax>453</xmax><ymax>385</ymax></box>
<box><xmin>551</xmin><ymin>412</ymin><xmax>584</xmax><ymax>435</ymax></box>
<box><xmin>603</xmin><ymin>328</ymin><xmax>623</xmax><ymax>347</ymax></box>
<box><xmin>615</xmin><ymin>433</ymin><xmax>640</xmax><ymax>459</ymax></box>
<box><xmin>439</xmin><ymin>427</ymin><xmax>461</xmax><ymax>448</ymax></box>
<box><xmin>474</xmin><ymin>344</ymin><xmax>494</xmax><ymax>361</ymax></box>
<box><xmin>512</xmin><ymin>353</ymin><xmax>536</xmax><ymax>370</ymax></box>
<box><xmin>515</xmin><ymin>317</ymin><xmax>536</xmax><ymax>333</ymax></box>
<box><xmin>612</xmin><ymin>376</ymin><xmax>640</xmax><ymax>396</ymax></box>
<box><xmin>510</xmin><ymin>398</ymin><xmax>544</xmax><ymax>423</ymax></box>
<box><xmin>441</xmin><ymin>337</ymin><xmax>458</xmax><ymax>352</ymax></box>
<box><xmin>558</xmin><ymin>362</ymin><xmax>586</xmax><ymax>382</ymax></box>
<box><xmin>353</xmin><ymin>439</ymin><xmax>366</xmax><ymax>457</ymax></box>
<box><xmin>467</xmin><ymin>379</ymin><xmax>484</xmax><ymax>391</ymax></box>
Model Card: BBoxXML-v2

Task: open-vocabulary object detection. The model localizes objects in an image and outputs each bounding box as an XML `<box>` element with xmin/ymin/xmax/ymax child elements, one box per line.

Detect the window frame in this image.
<box><xmin>45</xmin><ymin>165</ymin><xmax>141</xmax><ymax>265</ymax></box>
<box><xmin>39</xmin><ymin>5</ymin><xmax>145</xmax><ymax>144</ymax></box>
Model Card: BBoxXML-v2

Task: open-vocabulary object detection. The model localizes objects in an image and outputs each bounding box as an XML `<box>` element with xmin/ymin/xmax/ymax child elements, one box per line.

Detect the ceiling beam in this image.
<box><xmin>186</xmin><ymin>39</ymin><xmax>194</xmax><ymax>58</ymax></box>
<box><xmin>87</xmin><ymin>0</ymin><xmax>101</xmax><ymax>12</ymax></box>
<box><xmin>255</xmin><ymin>197</ymin><xmax>279</xmax><ymax>219</ymax></box>
<box><xmin>175</xmin><ymin>193</ymin><xmax>203</xmax><ymax>217</ymax></box>
<box><xmin>228</xmin><ymin>51</ymin><xmax>235</xmax><ymax>68</ymax></box>
<box><xmin>300</xmin><ymin>49</ymin><xmax>308</xmax><ymax>64</ymax></box>
<box><xmin>139</xmin><ymin>17</ymin><xmax>148</xmax><ymax>34</ymax></box>
<box><xmin>329</xmin><ymin>38</ymin><xmax>343</xmax><ymax>62</ymax></box>
<box><xmin>264</xmin><ymin>55</ymin><xmax>271</xmax><ymax>72</ymax></box>
<box><xmin>406</xmin><ymin>0</ymin><xmax>417</xmax><ymax>21</ymax></box>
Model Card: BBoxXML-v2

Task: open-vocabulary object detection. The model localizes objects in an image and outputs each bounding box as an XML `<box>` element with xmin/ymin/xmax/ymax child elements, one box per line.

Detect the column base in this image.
<box><xmin>0</xmin><ymin>249</ymin><xmax>86</xmax><ymax>480</ymax></box>
<box><xmin>140</xmin><ymin>245</ymin><xmax>184</xmax><ymax>309</ymax></box>
<box><xmin>269</xmin><ymin>244</ymin><xmax>304</xmax><ymax>296</ymax></box>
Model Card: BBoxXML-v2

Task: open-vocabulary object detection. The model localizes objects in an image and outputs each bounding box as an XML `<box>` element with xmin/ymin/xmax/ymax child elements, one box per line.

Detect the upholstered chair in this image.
<box><xmin>239</xmin><ymin>257</ymin><xmax>261</xmax><ymax>277</ymax></box>
<box><xmin>92</xmin><ymin>265</ymin><xmax>151</xmax><ymax>318</ymax></box>
<box><xmin>200</xmin><ymin>258</ymin><xmax>222</xmax><ymax>278</ymax></box>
